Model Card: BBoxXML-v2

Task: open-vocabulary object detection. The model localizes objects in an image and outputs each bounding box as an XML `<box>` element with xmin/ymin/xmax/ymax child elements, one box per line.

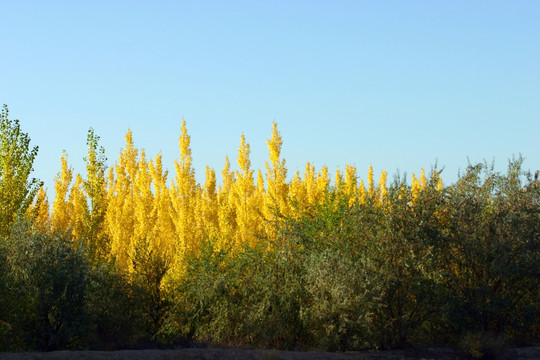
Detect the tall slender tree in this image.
<box><xmin>83</xmin><ymin>129</ymin><xmax>109</xmax><ymax>259</ymax></box>
<box><xmin>0</xmin><ymin>105</ymin><xmax>42</xmax><ymax>237</ymax></box>
<box><xmin>264</xmin><ymin>122</ymin><xmax>289</xmax><ymax>238</ymax></box>
<box><xmin>106</xmin><ymin>130</ymin><xmax>138</xmax><ymax>272</ymax></box>
<box><xmin>233</xmin><ymin>134</ymin><xmax>258</xmax><ymax>247</ymax></box>
<box><xmin>51</xmin><ymin>152</ymin><xmax>73</xmax><ymax>235</ymax></box>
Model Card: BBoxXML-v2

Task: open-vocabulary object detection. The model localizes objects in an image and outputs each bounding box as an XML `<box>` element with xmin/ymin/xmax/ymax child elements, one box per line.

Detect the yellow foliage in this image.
<box><xmin>149</xmin><ymin>153</ymin><xmax>176</xmax><ymax>262</ymax></box>
<box><xmin>217</xmin><ymin>156</ymin><xmax>236</xmax><ymax>251</ymax></box>
<box><xmin>316</xmin><ymin>166</ymin><xmax>330</xmax><ymax>200</ymax></box>
<box><xmin>51</xmin><ymin>152</ymin><xmax>73</xmax><ymax>234</ymax></box>
<box><xmin>233</xmin><ymin>134</ymin><xmax>259</xmax><ymax>248</ymax></box>
<box><xmin>411</xmin><ymin>172</ymin><xmax>421</xmax><ymax>204</ymax></box>
<box><xmin>289</xmin><ymin>170</ymin><xmax>307</xmax><ymax>217</ymax></box>
<box><xmin>303</xmin><ymin>162</ymin><xmax>318</xmax><ymax>206</ymax></box>
<box><xmin>168</xmin><ymin>120</ymin><xmax>200</xmax><ymax>283</ymax></box>
<box><xmin>420</xmin><ymin>168</ymin><xmax>427</xmax><ymax>188</ymax></box>
<box><xmin>69</xmin><ymin>174</ymin><xmax>88</xmax><ymax>244</ymax></box>
<box><xmin>344</xmin><ymin>164</ymin><xmax>358</xmax><ymax>207</ymax></box>
<box><xmin>133</xmin><ymin>150</ymin><xmax>155</xmax><ymax>252</ymax></box>
<box><xmin>106</xmin><ymin>130</ymin><xmax>138</xmax><ymax>273</ymax></box>
<box><xmin>378</xmin><ymin>170</ymin><xmax>388</xmax><ymax>207</ymax></box>
<box><xmin>41</xmin><ymin>120</ymin><xmax>450</xmax><ymax>290</ymax></box>
<box><xmin>28</xmin><ymin>186</ymin><xmax>50</xmax><ymax>234</ymax></box>
<box><xmin>358</xmin><ymin>179</ymin><xmax>367</xmax><ymax>205</ymax></box>
<box><xmin>264</xmin><ymin>122</ymin><xmax>289</xmax><ymax>240</ymax></box>
<box><xmin>367</xmin><ymin>165</ymin><xmax>375</xmax><ymax>200</ymax></box>
<box><xmin>201</xmin><ymin>165</ymin><xmax>219</xmax><ymax>239</ymax></box>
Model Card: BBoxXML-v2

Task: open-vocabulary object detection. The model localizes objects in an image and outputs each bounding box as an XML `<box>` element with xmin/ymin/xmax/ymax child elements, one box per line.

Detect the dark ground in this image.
<box><xmin>0</xmin><ymin>346</ymin><xmax>539</xmax><ymax>360</ymax></box>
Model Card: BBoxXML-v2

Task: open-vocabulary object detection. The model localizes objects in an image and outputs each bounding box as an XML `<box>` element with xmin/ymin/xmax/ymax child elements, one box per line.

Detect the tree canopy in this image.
<box><xmin>0</xmin><ymin>105</ymin><xmax>41</xmax><ymax>238</ymax></box>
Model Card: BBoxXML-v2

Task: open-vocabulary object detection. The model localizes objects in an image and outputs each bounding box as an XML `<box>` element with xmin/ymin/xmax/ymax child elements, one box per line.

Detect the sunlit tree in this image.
<box><xmin>217</xmin><ymin>156</ymin><xmax>236</xmax><ymax>251</ymax></box>
<box><xmin>233</xmin><ymin>134</ymin><xmax>258</xmax><ymax>247</ymax></box>
<box><xmin>200</xmin><ymin>165</ymin><xmax>219</xmax><ymax>240</ymax></box>
<box><xmin>83</xmin><ymin>129</ymin><xmax>109</xmax><ymax>259</ymax></box>
<box><xmin>106</xmin><ymin>130</ymin><xmax>138</xmax><ymax>272</ymax></box>
<box><xmin>51</xmin><ymin>152</ymin><xmax>73</xmax><ymax>235</ymax></box>
<box><xmin>69</xmin><ymin>174</ymin><xmax>89</xmax><ymax>245</ymax></box>
<box><xmin>0</xmin><ymin>105</ymin><xmax>42</xmax><ymax>237</ymax></box>
<box><xmin>149</xmin><ymin>153</ymin><xmax>176</xmax><ymax>262</ymax></box>
<box><xmin>28</xmin><ymin>186</ymin><xmax>50</xmax><ymax>234</ymax></box>
<box><xmin>264</xmin><ymin>122</ymin><xmax>289</xmax><ymax>227</ymax></box>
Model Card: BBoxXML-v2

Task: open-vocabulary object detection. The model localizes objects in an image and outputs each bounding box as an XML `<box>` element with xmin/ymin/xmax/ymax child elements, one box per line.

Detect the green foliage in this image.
<box><xmin>131</xmin><ymin>237</ymin><xmax>171</xmax><ymax>342</ymax></box>
<box><xmin>160</xmin><ymin>161</ymin><xmax>539</xmax><ymax>351</ymax></box>
<box><xmin>163</xmin><ymin>238</ymin><xmax>307</xmax><ymax>349</ymax></box>
<box><xmin>0</xmin><ymin>243</ymin><xmax>15</xmax><ymax>349</ymax></box>
<box><xmin>371</xmin><ymin>173</ymin><xmax>450</xmax><ymax>348</ymax></box>
<box><xmin>284</xmin><ymin>183</ymin><xmax>447</xmax><ymax>350</ymax></box>
<box><xmin>0</xmin><ymin>221</ymin><xmax>163</xmax><ymax>351</ymax></box>
<box><xmin>300</xmin><ymin>247</ymin><xmax>379</xmax><ymax>351</ymax></box>
<box><xmin>85</xmin><ymin>261</ymin><xmax>150</xmax><ymax>349</ymax></box>
<box><xmin>0</xmin><ymin>105</ymin><xmax>42</xmax><ymax>238</ymax></box>
<box><xmin>2</xmin><ymin>221</ymin><xmax>91</xmax><ymax>350</ymax></box>
<box><xmin>84</xmin><ymin>128</ymin><xmax>109</xmax><ymax>257</ymax></box>
<box><xmin>442</xmin><ymin>159</ymin><xmax>540</xmax><ymax>343</ymax></box>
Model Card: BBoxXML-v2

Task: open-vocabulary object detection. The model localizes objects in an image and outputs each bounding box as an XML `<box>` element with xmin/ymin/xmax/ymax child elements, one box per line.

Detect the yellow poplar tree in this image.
<box><xmin>28</xmin><ymin>186</ymin><xmax>50</xmax><ymax>234</ymax></box>
<box><xmin>133</xmin><ymin>150</ymin><xmax>155</xmax><ymax>255</ymax></box>
<box><xmin>335</xmin><ymin>169</ymin><xmax>344</xmax><ymax>193</ymax></box>
<box><xmin>256</xmin><ymin>169</ymin><xmax>265</xmax><ymax>197</ymax></box>
<box><xmin>171</xmin><ymin>119</ymin><xmax>199</xmax><ymax>254</ymax></box>
<box><xmin>367</xmin><ymin>165</ymin><xmax>376</xmax><ymax>200</ymax></box>
<box><xmin>289</xmin><ymin>170</ymin><xmax>307</xmax><ymax>217</ymax></box>
<box><xmin>69</xmin><ymin>174</ymin><xmax>89</xmax><ymax>245</ymax></box>
<box><xmin>358</xmin><ymin>179</ymin><xmax>367</xmax><ymax>204</ymax></box>
<box><xmin>169</xmin><ymin>120</ymin><xmax>199</xmax><ymax>282</ymax></box>
<box><xmin>420</xmin><ymin>168</ymin><xmax>428</xmax><ymax>189</ymax></box>
<box><xmin>193</xmin><ymin>186</ymin><xmax>206</xmax><ymax>246</ymax></box>
<box><xmin>200</xmin><ymin>166</ymin><xmax>219</xmax><ymax>240</ymax></box>
<box><xmin>252</xmin><ymin>169</ymin><xmax>266</xmax><ymax>239</ymax></box>
<box><xmin>233</xmin><ymin>134</ymin><xmax>258</xmax><ymax>248</ymax></box>
<box><xmin>51</xmin><ymin>152</ymin><xmax>73</xmax><ymax>235</ymax></box>
<box><xmin>303</xmin><ymin>162</ymin><xmax>318</xmax><ymax>207</ymax></box>
<box><xmin>434</xmin><ymin>170</ymin><xmax>444</xmax><ymax>191</ymax></box>
<box><xmin>106</xmin><ymin>130</ymin><xmax>138</xmax><ymax>273</ymax></box>
<box><xmin>217</xmin><ymin>156</ymin><xmax>236</xmax><ymax>251</ymax></box>
<box><xmin>264</xmin><ymin>122</ymin><xmax>289</xmax><ymax>239</ymax></box>
<box><xmin>378</xmin><ymin>169</ymin><xmax>389</xmax><ymax>207</ymax></box>
<box><xmin>316</xmin><ymin>166</ymin><xmax>330</xmax><ymax>201</ymax></box>
<box><xmin>333</xmin><ymin>169</ymin><xmax>345</xmax><ymax>209</ymax></box>
<box><xmin>344</xmin><ymin>164</ymin><xmax>358</xmax><ymax>207</ymax></box>
<box><xmin>148</xmin><ymin>153</ymin><xmax>176</xmax><ymax>262</ymax></box>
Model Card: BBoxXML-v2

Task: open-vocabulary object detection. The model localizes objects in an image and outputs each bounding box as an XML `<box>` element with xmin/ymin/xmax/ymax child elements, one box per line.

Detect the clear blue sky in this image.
<box><xmin>1</xmin><ymin>1</ymin><xmax>539</xmax><ymax>192</ymax></box>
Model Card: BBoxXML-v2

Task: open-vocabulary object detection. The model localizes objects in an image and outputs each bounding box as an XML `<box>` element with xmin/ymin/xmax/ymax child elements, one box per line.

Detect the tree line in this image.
<box><xmin>0</xmin><ymin>105</ymin><xmax>538</xmax><ymax>357</ymax></box>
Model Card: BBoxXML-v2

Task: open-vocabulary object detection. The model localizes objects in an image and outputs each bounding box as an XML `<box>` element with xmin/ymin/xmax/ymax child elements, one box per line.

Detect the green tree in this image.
<box><xmin>0</xmin><ymin>105</ymin><xmax>42</xmax><ymax>238</ymax></box>
<box><xmin>83</xmin><ymin>128</ymin><xmax>109</xmax><ymax>260</ymax></box>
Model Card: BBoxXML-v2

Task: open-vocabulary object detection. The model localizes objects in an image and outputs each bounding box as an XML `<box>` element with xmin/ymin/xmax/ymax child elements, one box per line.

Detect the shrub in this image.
<box><xmin>3</xmin><ymin>221</ymin><xmax>91</xmax><ymax>350</ymax></box>
<box><xmin>163</xmin><ymin>237</ymin><xmax>308</xmax><ymax>350</ymax></box>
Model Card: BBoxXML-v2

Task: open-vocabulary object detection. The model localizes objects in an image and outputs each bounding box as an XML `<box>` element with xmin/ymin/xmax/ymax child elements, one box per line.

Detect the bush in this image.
<box><xmin>301</xmin><ymin>248</ymin><xmax>378</xmax><ymax>351</ymax></box>
<box><xmin>85</xmin><ymin>262</ymin><xmax>150</xmax><ymax>349</ymax></box>
<box><xmin>442</xmin><ymin>160</ymin><xmax>540</xmax><ymax>343</ymax></box>
<box><xmin>0</xmin><ymin>220</ymin><xmax>164</xmax><ymax>351</ymax></box>
<box><xmin>163</xmin><ymin>237</ymin><xmax>308</xmax><ymax>350</ymax></box>
<box><xmin>460</xmin><ymin>331</ymin><xmax>509</xmax><ymax>360</ymax></box>
<box><xmin>3</xmin><ymin>221</ymin><xmax>91</xmax><ymax>350</ymax></box>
